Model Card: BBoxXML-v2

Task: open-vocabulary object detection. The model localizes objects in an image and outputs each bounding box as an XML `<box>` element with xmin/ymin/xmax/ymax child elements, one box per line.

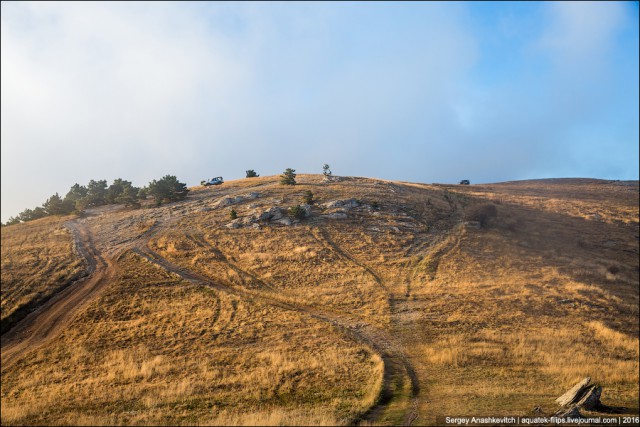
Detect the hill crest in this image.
<box><xmin>1</xmin><ymin>175</ymin><xmax>638</xmax><ymax>425</ymax></box>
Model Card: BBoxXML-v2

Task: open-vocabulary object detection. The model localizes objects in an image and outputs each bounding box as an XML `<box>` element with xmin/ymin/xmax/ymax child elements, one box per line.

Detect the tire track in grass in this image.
<box><xmin>185</xmin><ymin>233</ymin><xmax>277</xmax><ymax>292</ymax></box>
<box><xmin>1</xmin><ymin>220</ymin><xmax>113</xmax><ymax>371</ymax></box>
<box><xmin>135</xmin><ymin>229</ymin><xmax>420</xmax><ymax>425</ymax></box>
<box><xmin>311</xmin><ymin>227</ymin><xmax>390</xmax><ymax>295</ymax></box>
<box><xmin>310</xmin><ymin>225</ymin><xmax>420</xmax><ymax>425</ymax></box>
<box><xmin>3</xmin><ymin>197</ymin><xmax>418</xmax><ymax>424</ymax></box>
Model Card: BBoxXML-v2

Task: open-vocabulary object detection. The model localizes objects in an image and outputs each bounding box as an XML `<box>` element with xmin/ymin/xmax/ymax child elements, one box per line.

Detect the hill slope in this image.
<box><xmin>1</xmin><ymin>175</ymin><xmax>638</xmax><ymax>425</ymax></box>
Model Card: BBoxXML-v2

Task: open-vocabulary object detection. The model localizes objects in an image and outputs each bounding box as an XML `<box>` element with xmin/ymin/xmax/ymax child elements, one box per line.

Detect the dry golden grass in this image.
<box><xmin>150</xmin><ymin>227</ymin><xmax>391</xmax><ymax>327</ymax></box>
<box><xmin>155</xmin><ymin>175</ymin><xmax>457</xmax><ymax>325</ymax></box>
<box><xmin>1</xmin><ymin>215</ymin><xmax>85</xmax><ymax>331</ymax></box>
<box><xmin>1</xmin><ymin>250</ymin><xmax>382</xmax><ymax>425</ymax></box>
<box><xmin>449</xmin><ymin>178</ymin><xmax>639</xmax><ymax>226</ymax></box>
<box><xmin>385</xmin><ymin>179</ymin><xmax>639</xmax><ymax>423</ymax></box>
<box><xmin>2</xmin><ymin>175</ymin><xmax>638</xmax><ymax>425</ymax></box>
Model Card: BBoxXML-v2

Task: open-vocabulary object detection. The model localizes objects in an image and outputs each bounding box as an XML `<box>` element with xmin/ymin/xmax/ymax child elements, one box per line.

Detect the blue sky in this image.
<box><xmin>1</xmin><ymin>1</ymin><xmax>638</xmax><ymax>222</ymax></box>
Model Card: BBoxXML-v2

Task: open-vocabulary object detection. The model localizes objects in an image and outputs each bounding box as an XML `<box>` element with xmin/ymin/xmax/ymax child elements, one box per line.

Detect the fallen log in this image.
<box><xmin>555</xmin><ymin>377</ymin><xmax>592</xmax><ymax>407</ymax></box>
<box><xmin>576</xmin><ymin>385</ymin><xmax>602</xmax><ymax>410</ymax></box>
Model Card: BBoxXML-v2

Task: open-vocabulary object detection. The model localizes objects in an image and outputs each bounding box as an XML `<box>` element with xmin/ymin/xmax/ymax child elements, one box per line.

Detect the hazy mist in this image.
<box><xmin>2</xmin><ymin>2</ymin><xmax>638</xmax><ymax>222</ymax></box>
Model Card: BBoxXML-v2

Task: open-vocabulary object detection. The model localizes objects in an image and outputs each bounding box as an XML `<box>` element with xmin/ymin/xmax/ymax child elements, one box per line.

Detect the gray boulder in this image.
<box><xmin>322</xmin><ymin>198</ymin><xmax>360</xmax><ymax>209</ymax></box>
<box><xmin>214</xmin><ymin>196</ymin><xmax>242</xmax><ymax>208</ymax></box>
<box><xmin>259</xmin><ymin>207</ymin><xmax>284</xmax><ymax>222</ymax></box>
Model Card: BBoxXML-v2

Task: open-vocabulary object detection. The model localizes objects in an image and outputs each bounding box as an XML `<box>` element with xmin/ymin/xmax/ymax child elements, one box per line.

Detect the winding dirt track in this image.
<box><xmin>1</xmin><ymin>202</ymin><xmax>422</xmax><ymax>425</ymax></box>
<box><xmin>133</xmin><ymin>242</ymin><xmax>419</xmax><ymax>424</ymax></box>
<box><xmin>1</xmin><ymin>220</ymin><xmax>114</xmax><ymax>371</ymax></box>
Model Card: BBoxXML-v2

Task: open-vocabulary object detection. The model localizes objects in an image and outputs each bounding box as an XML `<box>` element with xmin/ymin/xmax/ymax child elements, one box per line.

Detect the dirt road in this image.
<box><xmin>1</xmin><ymin>196</ymin><xmax>421</xmax><ymax>425</ymax></box>
<box><xmin>132</xmin><ymin>243</ymin><xmax>419</xmax><ymax>425</ymax></box>
<box><xmin>1</xmin><ymin>220</ymin><xmax>114</xmax><ymax>371</ymax></box>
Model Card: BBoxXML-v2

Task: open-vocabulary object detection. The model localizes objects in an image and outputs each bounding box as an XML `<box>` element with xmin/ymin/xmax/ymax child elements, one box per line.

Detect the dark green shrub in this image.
<box><xmin>230</xmin><ymin>208</ymin><xmax>238</xmax><ymax>220</ymax></box>
<box><xmin>246</xmin><ymin>170</ymin><xmax>259</xmax><ymax>178</ymax></box>
<box><xmin>302</xmin><ymin>190</ymin><xmax>314</xmax><ymax>205</ymax></box>
<box><xmin>288</xmin><ymin>205</ymin><xmax>306</xmax><ymax>220</ymax></box>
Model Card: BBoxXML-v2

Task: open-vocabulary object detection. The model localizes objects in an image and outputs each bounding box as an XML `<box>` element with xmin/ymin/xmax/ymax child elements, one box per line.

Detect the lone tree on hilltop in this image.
<box><xmin>323</xmin><ymin>164</ymin><xmax>331</xmax><ymax>176</ymax></box>
<box><xmin>148</xmin><ymin>175</ymin><xmax>189</xmax><ymax>206</ymax></box>
<box><xmin>280</xmin><ymin>168</ymin><xmax>296</xmax><ymax>186</ymax></box>
<box><xmin>246</xmin><ymin>170</ymin><xmax>259</xmax><ymax>178</ymax></box>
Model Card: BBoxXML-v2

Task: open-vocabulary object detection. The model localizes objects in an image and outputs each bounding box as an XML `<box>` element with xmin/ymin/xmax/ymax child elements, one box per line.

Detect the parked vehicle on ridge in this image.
<box><xmin>201</xmin><ymin>177</ymin><xmax>224</xmax><ymax>186</ymax></box>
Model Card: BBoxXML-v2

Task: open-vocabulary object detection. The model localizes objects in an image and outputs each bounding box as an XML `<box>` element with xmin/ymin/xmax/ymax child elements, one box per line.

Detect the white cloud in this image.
<box><xmin>1</xmin><ymin>2</ymin><xmax>248</xmax><ymax>220</ymax></box>
<box><xmin>539</xmin><ymin>1</ymin><xmax>627</xmax><ymax>68</ymax></box>
<box><xmin>1</xmin><ymin>2</ymin><xmax>637</xmax><ymax>221</ymax></box>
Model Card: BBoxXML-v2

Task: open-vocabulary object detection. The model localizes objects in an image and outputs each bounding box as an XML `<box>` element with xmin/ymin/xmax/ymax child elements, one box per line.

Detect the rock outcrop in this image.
<box><xmin>321</xmin><ymin>199</ymin><xmax>360</xmax><ymax>209</ymax></box>
<box><xmin>554</xmin><ymin>377</ymin><xmax>604</xmax><ymax>419</ymax></box>
<box><xmin>259</xmin><ymin>207</ymin><xmax>284</xmax><ymax>222</ymax></box>
<box><xmin>214</xmin><ymin>192</ymin><xmax>261</xmax><ymax>208</ymax></box>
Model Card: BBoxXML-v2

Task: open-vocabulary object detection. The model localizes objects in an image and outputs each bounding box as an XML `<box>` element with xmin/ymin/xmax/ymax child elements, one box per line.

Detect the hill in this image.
<box><xmin>1</xmin><ymin>175</ymin><xmax>638</xmax><ymax>425</ymax></box>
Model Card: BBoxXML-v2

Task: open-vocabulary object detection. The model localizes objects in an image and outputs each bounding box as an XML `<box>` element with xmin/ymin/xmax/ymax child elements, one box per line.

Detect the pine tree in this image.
<box><xmin>4</xmin><ymin>216</ymin><xmax>20</xmax><ymax>226</ymax></box>
<box><xmin>63</xmin><ymin>183</ymin><xmax>88</xmax><ymax>213</ymax></box>
<box><xmin>148</xmin><ymin>175</ymin><xmax>189</xmax><ymax>206</ymax></box>
<box><xmin>106</xmin><ymin>179</ymin><xmax>131</xmax><ymax>204</ymax></box>
<box><xmin>42</xmin><ymin>193</ymin><xmax>65</xmax><ymax>215</ymax></box>
<box><xmin>107</xmin><ymin>179</ymin><xmax>140</xmax><ymax>206</ymax></box>
<box><xmin>246</xmin><ymin>170</ymin><xmax>259</xmax><ymax>178</ymax></box>
<box><xmin>85</xmin><ymin>179</ymin><xmax>108</xmax><ymax>207</ymax></box>
<box><xmin>115</xmin><ymin>185</ymin><xmax>141</xmax><ymax>208</ymax></box>
<box><xmin>18</xmin><ymin>207</ymin><xmax>47</xmax><ymax>222</ymax></box>
<box><xmin>280</xmin><ymin>168</ymin><xmax>296</xmax><ymax>186</ymax></box>
<box><xmin>138</xmin><ymin>187</ymin><xmax>148</xmax><ymax>200</ymax></box>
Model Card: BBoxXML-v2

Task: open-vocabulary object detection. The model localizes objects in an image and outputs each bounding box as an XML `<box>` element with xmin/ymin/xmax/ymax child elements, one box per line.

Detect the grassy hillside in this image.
<box><xmin>1</xmin><ymin>175</ymin><xmax>638</xmax><ymax>425</ymax></box>
<box><xmin>1</xmin><ymin>215</ymin><xmax>86</xmax><ymax>334</ymax></box>
<box><xmin>1</xmin><ymin>251</ymin><xmax>381</xmax><ymax>425</ymax></box>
